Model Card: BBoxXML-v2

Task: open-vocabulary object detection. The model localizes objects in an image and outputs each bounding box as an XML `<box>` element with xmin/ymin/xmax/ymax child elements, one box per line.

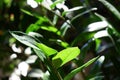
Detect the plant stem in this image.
<box><xmin>39</xmin><ymin>4</ymin><xmax>76</xmax><ymax>31</ymax></box>
<box><xmin>45</xmin><ymin>58</ymin><xmax>63</xmax><ymax>80</ymax></box>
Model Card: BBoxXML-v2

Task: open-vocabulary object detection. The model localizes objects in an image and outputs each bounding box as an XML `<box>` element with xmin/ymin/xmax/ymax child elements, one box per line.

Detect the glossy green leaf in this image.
<box><xmin>60</xmin><ymin>20</ymin><xmax>70</xmax><ymax>37</ymax></box>
<box><xmin>10</xmin><ymin>32</ymin><xmax>47</xmax><ymax>62</ymax></box>
<box><xmin>71</xmin><ymin>32</ymin><xmax>95</xmax><ymax>46</ymax></box>
<box><xmin>59</xmin><ymin>41</ymin><xmax>69</xmax><ymax>48</ymax></box>
<box><xmin>26</xmin><ymin>17</ymin><xmax>49</xmax><ymax>33</ymax></box>
<box><xmin>107</xmin><ymin>28</ymin><xmax>120</xmax><ymax>55</ymax></box>
<box><xmin>36</xmin><ymin>17</ymin><xmax>49</xmax><ymax>25</ymax></box>
<box><xmin>35</xmin><ymin>0</ymin><xmax>43</xmax><ymax>3</ymax></box>
<box><xmin>80</xmin><ymin>39</ymin><xmax>94</xmax><ymax>60</ymax></box>
<box><xmin>36</xmin><ymin>43</ymin><xmax>58</xmax><ymax>56</ymax></box>
<box><xmin>21</xmin><ymin>9</ymin><xmax>45</xmax><ymax>18</ymax></box>
<box><xmin>52</xmin><ymin>47</ymin><xmax>80</xmax><ymax>68</ymax></box>
<box><xmin>28</xmin><ymin>32</ymin><xmax>43</xmax><ymax>38</ymax></box>
<box><xmin>49</xmin><ymin>39</ymin><xmax>69</xmax><ymax>48</ymax></box>
<box><xmin>90</xmin><ymin>56</ymin><xmax>105</xmax><ymax>74</ymax></box>
<box><xmin>21</xmin><ymin>9</ymin><xmax>33</xmax><ymax>16</ymax></box>
<box><xmin>85</xmin><ymin>21</ymin><xmax>108</xmax><ymax>32</ymax></box>
<box><xmin>33</xmin><ymin>49</ymin><xmax>46</xmax><ymax>61</ymax></box>
<box><xmin>21</xmin><ymin>9</ymin><xmax>40</xmax><ymax>18</ymax></box>
<box><xmin>64</xmin><ymin>56</ymin><xmax>99</xmax><ymax>80</ymax></box>
<box><xmin>53</xmin><ymin>14</ymin><xmax>59</xmax><ymax>25</ymax></box>
<box><xmin>94</xmin><ymin>30</ymin><xmax>109</xmax><ymax>39</ymax></box>
<box><xmin>89</xmin><ymin>76</ymin><xmax>104</xmax><ymax>80</ymax></box>
<box><xmin>95</xmin><ymin>39</ymin><xmax>101</xmax><ymax>51</ymax></box>
<box><xmin>41</xmin><ymin>26</ymin><xmax>61</xmax><ymax>36</ymax></box>
<box><xmin>66</xmin><ymin>6</ymin><xmax>83</xmax><ymax>12</ymax></box>
<box><xmin>86</xmin><ymin>56</ymin><xmax>105</xmax><ymax>80</ymax></box>
<box><xmin>95</xmin><ymin>13</ymin><xmax>107</xmax><ymax>21</ymax></box>
<box><xmin>10</xmin><ymin>31</ymin><xmax>39</xmax><ymax>50</ymax></box>
<box><xmin>99</xmin><ymin>0</ymin><xmax>120</xmax><ymax>20</ymax></box>
<box><xmin>26</xmin><ymin>24</ymin><xmax>40</xmax><ymax>33</ymax></box>
<box><xmin>71</xmin><ymin>8</ymin><xmax>97</xmax><ymax>22</ymax></box>
<box><xmin>62</xmin><ymin>6</ymin><xmax>84</xmax><ymax>16</ymax></box>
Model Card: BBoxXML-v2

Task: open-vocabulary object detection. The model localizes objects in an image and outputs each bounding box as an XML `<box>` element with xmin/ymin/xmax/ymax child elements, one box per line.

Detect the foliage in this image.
<box><xmin>0</xmin><ymin>0</ymin><xmax>120</xmax><ymax>80</ymax></box>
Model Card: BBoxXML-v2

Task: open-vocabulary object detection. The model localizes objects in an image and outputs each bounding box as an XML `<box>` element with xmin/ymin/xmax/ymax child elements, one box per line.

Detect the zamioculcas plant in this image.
<box><xmin>10</xmin><ymin>31</ymin><xmax>100</xmax><ymax>80</ymax></box>
<box><xmin>10</xmin><ymin>0</ymin><xmax>108</xmax><ymax>80</ymax></box>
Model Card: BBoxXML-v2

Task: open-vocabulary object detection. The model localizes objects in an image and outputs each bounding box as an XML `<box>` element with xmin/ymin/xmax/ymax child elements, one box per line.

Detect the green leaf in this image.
<box><xmin>62</xmin><ymin>6</ymin><xmax>84</xmax><ymax>16</ymax></box>
<box><xmin>21</xmin><ymin>9</ymin><xmax>33</xmax><ymax>16</ymax></box>
<box><xmin>60</xmin><ymin>20</ymin><xmax>70</xmax><ymax>37</ymax></box>
<box><xmin>89</xmin><ymin>76</ymin><xmax>104</xmax><ymax>80</ymax></box>
<box><xmin>85</xmin><ymin>21</ymin><xmax>108</xmax><ymax>32</ymax></box>
<box><xmin>49</xmin><ymin>39</ymin><xmax>69</xmax><ymax>48</ymax></box>
<box><xmin>94</xmin><ymin>30</ymin><xmax>109</xmax><ymax>39</ymax></box>
<box><xmin>86</xmin><ymin>56</ymin><xmax>105</xmax><ymax>80</ymax></box>
<box><xmin>71</xmin><ymin>8</ymin><xmax>97</xmax><ymax>22</ymax></box>
<box><xmin>71</xmin><ymin>32</ymin><xmax>95</xmax><ymax>46</ymax></box>
<box><xmin>64</xmin><ymin>56</ymin><xmax>99</xmax><ymax>80</ymax></box>
<box><xmin>66</xmin><ymin>6</ymin><xmax>83</xmax><ymax>12</ymax></box>
<box><xmin>33</xmin><ymin>49</ymin><xmax>46</xmax><ymax>61</ymax></box>
<box><xmin>95</xmin><ymin>39</ymin><xmax>101</xmax><ymax>51</ymax></box>
<box><xmin>26</xmin><ymin>24</ymin><xmax>40</xmax><ymax>33</ymax></box>
<box><xmin>41</xmin><ymin>26</ymin><xmax>61</xmax><ymax>36</ymax></box>
<box><xmin>80</xmin><ymin>39</ymin><xmax>94</xmax><ymax>60</ymax></box>
<box><xmin>95</xmin><ymin>13</ymin><xmax>107</xmax><ymax>21</ymax></box>
<box><xmin>35</xmin><ymin>0</ymin><xmax>43</xmax><ymax>3</ymax></box>
<box><xmin>107</xmin><ymin>28</ymin><xmax>120</xmax><ymax>55</ymax></box>
<box><xmin>21</xmin><ymin>9</ymin><xmax>44</xmax><ymax>18</ymax></box>
<box><xmin>53</xmin><ymin>14</ymin><xmax>59</xmax><ymax>25</ymax></box>
<box><xmin>26</xmin><ymin>17</ymin><xmax>49</xmax><ymax>33</ymax></box>
<box><xmin>28</xmin><ymin>32</ymin><xmax>43</xmax><ymax>38</ymax></box>
<box><xmin>52</xmin><ymin>47</ymin><xmax>80</xmax><ymax>68</ymax></box>
<box><xmin>99</xmin><ymin>0</ymin><xmax>120</xmax><ymax>20</ymax></box>
<box><xmin>90</xmin><ymin>56</ymin><xmax>105</xmax><ymax>74</ymax></box>
<box><xmin>10</xmin><ymin>31</ymin><xmax>39</xmax><ymax>50</ymax></box>
<box><xmin>58</xmin><ymin>41</ymin><xmax>69</xmax><ymax>48</ymax></box>
<box><xmin>36</xmin><ymin>43</ymin><xmax>58</xmax><ymax>56</ymax></box>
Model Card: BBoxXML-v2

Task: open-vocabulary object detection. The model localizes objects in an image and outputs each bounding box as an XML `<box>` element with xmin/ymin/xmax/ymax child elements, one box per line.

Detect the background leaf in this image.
<box><xmin>10</xmin><ymin>31</ymin><xmax>39</xmax><ymax>49</ymax></box>
<box><xmin>99</xmin><ymin>0</ymin><xmax>120</xmax><ymax>20</ymax></box>
<box><xmin>33</xmin><ymin>49</ymin><xmax>46</xmax><ymax>61</ymax></box>
<box><xmin>52</xmin><ymin>47</ymin><xmax>80</xmax><ymax>68</ymax></box>
<box><xmin>36</xmin><ymin>43</ymin><xmax>58</xmax><ymax>56</ymax></box>
<box><xmin>60</xmin><ymin>20</ymin><xmax>70</xmax><ymax>37</ymax></box>
<box><xmin>64</xmin><ymin>56</ymin><xmax>99</xmax><ymax>80</ymax></box>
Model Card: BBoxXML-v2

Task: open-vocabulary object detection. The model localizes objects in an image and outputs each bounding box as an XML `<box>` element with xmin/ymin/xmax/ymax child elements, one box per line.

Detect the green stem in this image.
<box><xmin>45</xmin><ymin>58</ymin><xmax>63</xmax><ymax>80</ymax></box>
<box><xmin>39</xmin><ymin>4</ymin><xmax>76</xmax><ymax>31</ymax></box>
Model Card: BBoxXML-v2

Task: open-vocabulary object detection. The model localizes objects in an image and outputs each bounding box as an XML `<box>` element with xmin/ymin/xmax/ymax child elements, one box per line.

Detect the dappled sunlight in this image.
<box><xmin>56</xmin><ymin>2</ymin><xmax>69</xmax><ymax>11</ymax></box>
<box><xmin>24</xmin><ymin>47</ymin><xmax>32</xmax><ymax>55</ymax></box>
<box><xmin>9</xmin><ymin>73</ymin><xmax>21</xmax><ymax>80</ymax></box>
<box><xmin>25</xmin><ymin>55</ymin><xmax>38</xmax><ymax>64</ymax></box>
<box><xmin>40</xmin><ymin>0</ymin><xmax>53</xmax><ymax>10</ymax></box>
<box><xmin>10</xmin><ymin>53</ymin><xmax>17</xmax><ymax>60</ymax></box>
<box><xmin>9</xmin><ymin>68</ymin><xmax>21</xmax><ymax>80</ymax></box>
<box><xmin>11</xmin><ymin>44</ymin><xmax>22</xmax><ymax>53</ymax></box>
<box><xmin>98</xmin><ymin>56</ymin><xmax>105</xmax><ymax>64</ymax></box>
<box><xmin>18</xmin><ymin>62</ymin><xmax>29</xmax><ymax>77</ymax></box>
<box><xmin>86</xmin><ymin>21</ymin><xmax>108</xmax><ymax>32</ymax></box>
<box><xmin>27</xmin><ymin>0</ymin><xmax>38</xmax><ymax>8</ymax></box>
<box><xmin>28</xmin><ymin>69</ymin><xmax>44</xmax><ymax>78</ymax></box>
<box><xmin>94</xmin><ymin>30</ymin><xmax>109</xmax><ymax>39</ymax></box>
